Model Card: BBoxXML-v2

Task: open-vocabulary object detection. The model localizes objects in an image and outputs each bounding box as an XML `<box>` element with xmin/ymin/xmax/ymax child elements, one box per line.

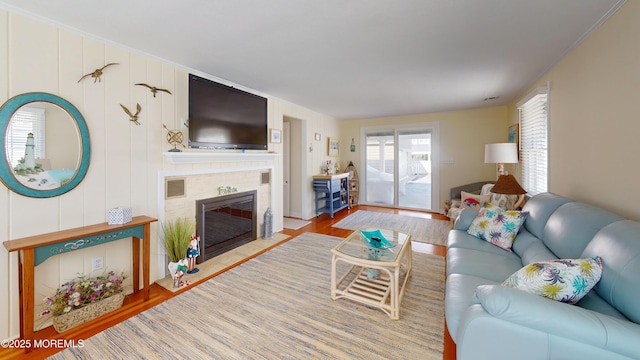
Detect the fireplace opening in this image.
<box><xmin>196</xmin><ymin>190</ymin><xmax>257</xmax><ymax>263</ymax></box>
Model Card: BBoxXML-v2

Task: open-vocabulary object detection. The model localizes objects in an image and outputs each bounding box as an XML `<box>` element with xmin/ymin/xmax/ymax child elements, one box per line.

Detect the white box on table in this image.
<box><xmin>108</xmin><ymin>207</ymin><xmax>132</xmax><ymax>225</ymax></box>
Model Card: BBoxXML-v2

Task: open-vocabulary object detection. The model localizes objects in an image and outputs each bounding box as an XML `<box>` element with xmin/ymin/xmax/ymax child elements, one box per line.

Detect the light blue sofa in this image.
<box><xmin>445</xmin><ymin>192</ymin><xmax>640</xmax><ymax>360</ymax></box>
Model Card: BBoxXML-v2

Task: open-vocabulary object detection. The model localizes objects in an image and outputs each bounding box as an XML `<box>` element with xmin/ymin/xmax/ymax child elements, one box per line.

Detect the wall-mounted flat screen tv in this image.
<box><xmin>188</xmin><ymin>74</ymin><xmax>268</xmax><ymax>150</ymax></box>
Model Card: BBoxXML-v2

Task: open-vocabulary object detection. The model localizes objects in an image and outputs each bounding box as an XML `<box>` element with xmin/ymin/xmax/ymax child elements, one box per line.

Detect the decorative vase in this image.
<box><xmin>51</xmin><ymin>292</ymin><xmax>125</xmax><ymax>333</ymax></box>
<box><xmin>263</xmin><ymin>208</ymin><xmax>273</xmax><ymax>240</ymax></box>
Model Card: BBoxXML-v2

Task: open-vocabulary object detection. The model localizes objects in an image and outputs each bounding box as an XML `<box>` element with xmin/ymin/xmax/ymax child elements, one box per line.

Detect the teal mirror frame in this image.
<box><xmin>0</xmin><ymin>92</ymin><xmax>91</xmax><ymax>198</ymax></box>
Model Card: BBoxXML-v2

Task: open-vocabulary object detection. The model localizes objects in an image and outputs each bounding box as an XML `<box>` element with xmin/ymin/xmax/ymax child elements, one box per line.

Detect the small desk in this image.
<box><xmin>3</xmin><ymin>215</ymin><xmax>157</xmax><ymax>340</ymax></box>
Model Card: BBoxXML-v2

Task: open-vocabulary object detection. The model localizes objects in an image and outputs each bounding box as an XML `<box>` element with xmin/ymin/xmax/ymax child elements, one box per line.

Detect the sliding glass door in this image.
<box><xmin>397</xmin><ymin>130</ymin><xmax>431</xmax><ymax>210</ymax></box>
<box><xmin>363</xmin><ymin>125</ymin><xmax>436</xmax><ymax>211</ymax></box>
<box><xmin>365</xmin><ymin>131</ymin><xmax>395</xmax><ymax>206</ymax></box>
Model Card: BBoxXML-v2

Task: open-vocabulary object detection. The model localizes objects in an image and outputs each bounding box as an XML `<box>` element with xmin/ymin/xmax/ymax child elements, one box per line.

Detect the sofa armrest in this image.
<box><xmin>453</xmin><ymin>208</ymin><xmax>479</xmax><ymax>231</ymax></box>
<box><xmin>473</xmin><ymin>285</ymin><xmax>640</xmax><ymax>358</ymax></box>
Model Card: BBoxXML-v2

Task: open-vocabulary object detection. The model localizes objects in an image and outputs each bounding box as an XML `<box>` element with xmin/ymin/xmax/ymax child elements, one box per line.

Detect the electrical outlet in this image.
<box><xmin>92</xmin><ymin>256</ymin><xmax>104</xmax><ymax>271</ymax></box>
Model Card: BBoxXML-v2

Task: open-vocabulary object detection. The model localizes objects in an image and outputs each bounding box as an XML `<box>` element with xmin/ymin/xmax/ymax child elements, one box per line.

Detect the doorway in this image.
<box><xmin>283</xmin><ymin>117</ymin><xmax>304</xmax><ymax>219</ymax></box>
<box><xmin>283</xmin><ymin>121</ymin><xmax>290</xmax><ymax>217</ymax></box>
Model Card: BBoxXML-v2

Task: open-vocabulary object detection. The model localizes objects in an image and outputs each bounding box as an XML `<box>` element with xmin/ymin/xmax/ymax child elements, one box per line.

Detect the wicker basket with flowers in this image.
<box><xmin>41</xmin><ymin>271</ymin><xmax>127</xmax><ymax>332</ymax></box>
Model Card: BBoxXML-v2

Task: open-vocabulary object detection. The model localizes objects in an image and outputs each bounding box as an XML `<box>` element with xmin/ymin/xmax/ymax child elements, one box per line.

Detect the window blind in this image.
<box><xmin>518</xmin><ymin>86</ymin><xmax>548</xmax><ymax>196</ymax></box>
<box><xmin>5</xmin><ymin>106</ymin><xmax>46</xmax><ymax>167</ymax></box>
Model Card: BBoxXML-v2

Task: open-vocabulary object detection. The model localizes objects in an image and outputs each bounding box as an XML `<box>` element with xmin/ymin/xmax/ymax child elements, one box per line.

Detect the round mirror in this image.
<box><xmin>0</xmin><ymin>93</ymin><xmax>90</xmax><ymax>198</ymax></box>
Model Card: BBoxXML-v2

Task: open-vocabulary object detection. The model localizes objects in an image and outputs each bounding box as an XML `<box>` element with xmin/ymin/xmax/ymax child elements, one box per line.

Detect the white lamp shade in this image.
<box><xmin>484</xmin><ymin>143</ymin><xmax>518</xmax><ymax>164</ymax></box>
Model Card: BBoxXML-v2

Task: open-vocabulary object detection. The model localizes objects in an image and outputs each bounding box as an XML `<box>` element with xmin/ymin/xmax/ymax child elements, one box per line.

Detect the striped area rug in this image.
<box><xmin>49</xmin><ymin>232</ymin><xmax>445</xmax><ymax>360</ymax></box>
<box><xmin>333</xmin><ymin>210</ymin><xmax>451</xmax><ymax>246</ymax></box>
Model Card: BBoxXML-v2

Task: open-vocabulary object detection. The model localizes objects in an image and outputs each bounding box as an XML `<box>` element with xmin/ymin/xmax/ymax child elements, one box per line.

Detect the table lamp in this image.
<box><xmin>484</xmin><ymin>142</ymin><xmax>518</xmax><ymax>180</ymax></box>
<box><xmin>491</xmin><ymin>174</ymin><xmax>526</xmax><ymax>195</ymax></box>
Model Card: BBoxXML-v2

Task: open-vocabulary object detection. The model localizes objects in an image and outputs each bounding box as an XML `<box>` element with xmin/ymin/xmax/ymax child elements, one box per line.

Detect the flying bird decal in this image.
<box><xmin>77</xmin><ymin>63</ymin><xmax>120</xmax><ymax>83</ymax></box>
<box><xmin>135</xmin><ymin>83</ymin><xmax>173</xmax><ymax>97</ymax></box>
<box><xmin>120</xmin><ymin>103</ymin><xmax>142</xmax><ymax>125</ymax></box>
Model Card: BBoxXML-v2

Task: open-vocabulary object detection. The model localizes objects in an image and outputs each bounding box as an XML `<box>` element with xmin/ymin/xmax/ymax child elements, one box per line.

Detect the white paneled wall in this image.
<box><xmin>0</xmin><ymin>8</ymin><xmax>339</xmax><ymax>339</ymax></box>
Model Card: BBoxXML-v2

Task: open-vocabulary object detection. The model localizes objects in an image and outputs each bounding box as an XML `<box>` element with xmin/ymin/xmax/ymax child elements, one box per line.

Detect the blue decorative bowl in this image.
<box><xmin>360</xmin><ymin>229</ymin><xmax>395</xmax><ymax>249</ymax></box>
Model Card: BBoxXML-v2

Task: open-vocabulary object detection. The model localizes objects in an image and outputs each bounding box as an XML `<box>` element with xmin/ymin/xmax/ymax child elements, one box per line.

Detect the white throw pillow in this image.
<box><xmin>501</xmin><ymin>257</ymin><xmax>603</xmax><ymax>304</ymax></box>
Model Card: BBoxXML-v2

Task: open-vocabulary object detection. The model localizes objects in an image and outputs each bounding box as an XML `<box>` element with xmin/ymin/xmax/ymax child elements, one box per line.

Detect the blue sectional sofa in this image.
<box><xmin>445</xmin><ymin>192</ymin><xmax>640</xmax><ymax>360</ymax></box>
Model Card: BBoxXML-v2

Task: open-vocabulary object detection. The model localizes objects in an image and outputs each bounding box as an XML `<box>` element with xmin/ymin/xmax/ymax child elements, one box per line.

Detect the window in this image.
<box><xmin>517</xmin><ymin>85</ymin><xmax>548</xmax><ymax>196</ymax></box>
<box><xmin>5</xmin><ymin>106</ymin><xmax>46</xmax><ymax>167</ymax></box>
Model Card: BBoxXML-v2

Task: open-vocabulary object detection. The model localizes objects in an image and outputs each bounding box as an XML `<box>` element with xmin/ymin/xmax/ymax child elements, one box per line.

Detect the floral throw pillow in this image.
<box><xmin>501</xmin><ymin>257</ymin><xmax>603</xmax><ymax>304</ymax></box>
<box><xmin>467</xmin><ymin>203</ymin><xmax>529</xmax><ymax>250</ymax></box>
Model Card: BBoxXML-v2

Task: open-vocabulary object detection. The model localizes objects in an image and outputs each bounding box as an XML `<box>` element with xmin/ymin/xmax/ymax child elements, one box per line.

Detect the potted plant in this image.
<box><xmin>161</xmin><ymin>217</ymin><xmax>194</xmax><ymax>284</ymax></box>
<box><xmin>41</xmin><ymin>271</ymin><xmax>127</xmax><ymax>333</ymax></box>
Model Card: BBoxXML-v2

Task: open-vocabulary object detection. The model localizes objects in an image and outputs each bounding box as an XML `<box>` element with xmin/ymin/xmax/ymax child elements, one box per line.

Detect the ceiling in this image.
<box><xmin>0</xmin><ymin>0</ymin><xmax>625</xmax><ymax>120</ymax></box>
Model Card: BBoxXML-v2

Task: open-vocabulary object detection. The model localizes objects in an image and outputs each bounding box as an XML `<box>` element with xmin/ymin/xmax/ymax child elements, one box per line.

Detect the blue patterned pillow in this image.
<box><xmin>501</xmin><ymin>257</ymin><xmax>603</xmax><ymax>304</ymax></box>
<box><xmin>467</xmin><ymin>203</ymin><xmax>529</xmax><ymax>250</ymax></box>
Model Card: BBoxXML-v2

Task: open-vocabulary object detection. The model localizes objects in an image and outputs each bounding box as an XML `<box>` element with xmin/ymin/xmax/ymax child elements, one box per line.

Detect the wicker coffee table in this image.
<box><xmin>330</xmin><ymin>227</ymin><xmax>412</xmax><ymax>320</ymax></box>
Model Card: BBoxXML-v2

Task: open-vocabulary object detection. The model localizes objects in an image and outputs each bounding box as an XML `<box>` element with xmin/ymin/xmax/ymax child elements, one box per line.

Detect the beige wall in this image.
<box><xmin>0</xmin><ymin>8</ymin><xmax>338</xmax><ymax>339</ymax></box>
<box><xmin>508</xmin><ymin>1</ymin><xmax>639</xmax><ymax>221</ymax></box>
<box><xmin>339</xmin><ymin>107</ymin><xmax>508</xmax><ymax>211</ymax></box>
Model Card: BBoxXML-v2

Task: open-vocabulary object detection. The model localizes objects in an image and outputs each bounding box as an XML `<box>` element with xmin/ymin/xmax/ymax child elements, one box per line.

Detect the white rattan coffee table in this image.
<box><xmin>330</xmin><ymin>227</ymin><xmax>412</xmax><ymax>320</ymax></box>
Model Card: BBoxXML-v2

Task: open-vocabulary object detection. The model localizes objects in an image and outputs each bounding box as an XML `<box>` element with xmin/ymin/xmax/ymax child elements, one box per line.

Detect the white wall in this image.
<box><xmin>0</xmin><ymin>8</ymin><xmax>339</xmax><ymax>339</ymax></box>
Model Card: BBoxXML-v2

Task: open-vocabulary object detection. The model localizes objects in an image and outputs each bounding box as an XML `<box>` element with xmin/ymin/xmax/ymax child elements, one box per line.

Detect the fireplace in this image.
<box><xmin>195</xmin><ymin>190</ymin><xmax>257</xmax><ymax>263</ymax></box>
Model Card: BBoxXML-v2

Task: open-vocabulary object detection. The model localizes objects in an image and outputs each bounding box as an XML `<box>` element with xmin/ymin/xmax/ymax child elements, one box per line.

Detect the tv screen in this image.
<box><xmin>188</xmin><ymin>74</ymin><xmax>268</xmax><ymax>150</ymax></box>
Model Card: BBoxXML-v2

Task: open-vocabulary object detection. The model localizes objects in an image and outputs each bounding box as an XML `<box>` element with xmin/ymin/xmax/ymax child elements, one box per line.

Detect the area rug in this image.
<box><xmin>333</xmin><ymin>210</ymin><xmax>451</xmax><ymax>246</ymax></box>
<box><xmin>49</xmin><ymin>232</ymin><xmax>445</xmax><ymax>360</ymax></box>
<box><xmin>283</xmin><ymin>217</ymin><xmax>311</xmax><ymax>230</ymax></box>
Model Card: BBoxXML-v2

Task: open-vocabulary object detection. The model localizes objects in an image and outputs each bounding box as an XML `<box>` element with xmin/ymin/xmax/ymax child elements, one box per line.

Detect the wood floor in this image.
<box><xmin>1</xmin><ymin>205</ymin><xmax>455</xmax><ymax>360</ymax></box>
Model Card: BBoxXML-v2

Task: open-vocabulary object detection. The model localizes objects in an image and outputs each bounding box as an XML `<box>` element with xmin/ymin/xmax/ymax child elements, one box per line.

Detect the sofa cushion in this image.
<box><xmin>577</xmin><ymin>290</ymin><xmax>626</xmax><ymax>321</ymax></box>
<box><xmin>501</xmin><ymin>257</ymin><xmax>602</xmax><ymax>304</ymax></box>
<box><xmin>467</xmin><ymin>204</ymin><xmax>529</xmax><ymax>251</ymax></box>
<box><xmin>521</xmin><ymin>192</ymin><xmax>573</xmax><ymax>239</ymax></box>
<box><xmin>512</xmin><ymin>228</ymin><xmax>559</xmax><ymax>264</ymax></box>
<box><xmin>445</xmin><ymin>273</ymin><xmax>500</xmax><ymax>343</ymax></box>
<box><xmin>447</xmin><ymin>247</ymin><xmax>523</xmax><ymax>281</ymax></box>
<box><xmin>543</xmin><ymin>202</ymin><xmax>624</xmax><ymax>259</ymax></box>
<box><xmin>581</xmin><ymin>220</ymin><xmax>640</xmax><ymax>323</ymax></box>
<box><xmin>448</xmin><ymin>230</ymin><xmax>520</xmax><ymax>258</ymax></box>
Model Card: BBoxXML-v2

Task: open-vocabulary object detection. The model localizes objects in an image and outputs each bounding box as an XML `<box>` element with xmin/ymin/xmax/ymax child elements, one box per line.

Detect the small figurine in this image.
<box><xmin>186</xmin><ymin>236</ymin><xmax>200</xmax><ymax>274</ymax></box>
<box><xmin>173</xmin><ymin>269</ymin><xmax>184</xmax><ymax>288</ymax></box>
<box><xmin>172</xmin><ymin>259</ymin><xmax>188</xmax><ymax>288</ymax></box>
<box><xmin>176</xmin><ymin>258</ymin><xmax>188</xmax><ymax>274</ymax></box>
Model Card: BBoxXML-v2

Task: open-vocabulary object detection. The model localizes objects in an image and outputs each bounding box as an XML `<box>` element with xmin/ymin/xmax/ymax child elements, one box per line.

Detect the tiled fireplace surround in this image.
<box><xmin>158</xmin><ymin>164</ymin><xmax>274</xmax><ymax>278</ymax></box>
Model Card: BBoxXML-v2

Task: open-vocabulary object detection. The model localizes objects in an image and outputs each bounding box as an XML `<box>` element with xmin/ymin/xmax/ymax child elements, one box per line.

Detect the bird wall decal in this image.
<box><xmin>135</xmin><ymin>83</ymin><xmax>172</xmax><ymax>97</ymax></box>
<box><xmin>120</xmin><ymin>103</ymin><xmax>142</xmax><ymax>125</ymax></box>
<box><xmin>77</xmin><ymin>63</ymin><xmax>119</xmax><ymax>83</ymax></box>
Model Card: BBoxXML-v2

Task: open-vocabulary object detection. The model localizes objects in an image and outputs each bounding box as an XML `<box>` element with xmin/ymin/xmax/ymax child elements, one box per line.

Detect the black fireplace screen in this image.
<box><xmin>196</xmin><ymin>190</ymin><xmax>257</xmax><ymax>263</ymax></box>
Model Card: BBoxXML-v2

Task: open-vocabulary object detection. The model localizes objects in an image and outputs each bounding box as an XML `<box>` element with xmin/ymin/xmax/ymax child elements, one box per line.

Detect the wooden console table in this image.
<box><xmin>3</xmin><ymin>215</ymin><xmax>157</xmax><ymax>340</ymax></box>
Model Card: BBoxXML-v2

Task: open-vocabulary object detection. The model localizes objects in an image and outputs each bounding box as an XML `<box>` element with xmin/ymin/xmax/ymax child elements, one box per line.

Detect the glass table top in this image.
<box><xmin>332</xmin><ymin>227</ymin><xmax>411</xmax><ymax>263</ymax></box>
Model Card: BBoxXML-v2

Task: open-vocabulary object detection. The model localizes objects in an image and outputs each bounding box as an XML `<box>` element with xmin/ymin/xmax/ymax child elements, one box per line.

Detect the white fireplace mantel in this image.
<box><xmin>157</xmin><ymin>162</ymin><xmax>276</xmax><ymax>280</ymax></box>
<box><xmin>163</xmin><ymin>151</ymin><xmax>278</xmax><ymax>164</ymax></box>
